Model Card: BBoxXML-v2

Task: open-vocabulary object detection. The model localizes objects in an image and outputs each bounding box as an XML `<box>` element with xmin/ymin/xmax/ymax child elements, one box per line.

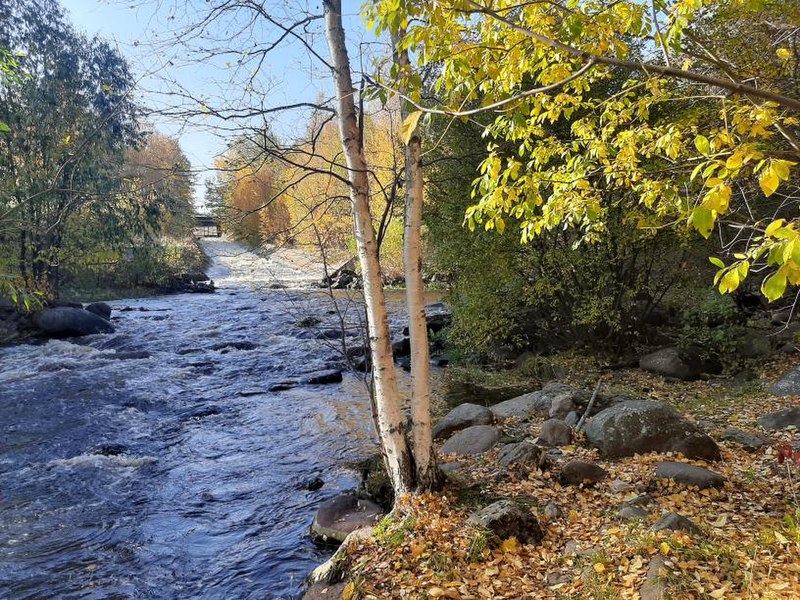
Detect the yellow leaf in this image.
<box><xmin>500</xmin><ymin>537</ymin><xmax>519</xmax><ymax>553</ymax></box>
<box><xmin>710</xmin><ymin>587</ymin><xmax>728</xmax><ymax>599</ymax></box>
<box><xmin>660</xmin><ymin>542</ymin><xmax>671</xmax><ymax>555</ymax></box>
<box><xmin>777</xmin><ymin>48</ymin><xmax>793</xmax><ymax>61</ymax></box>
<box><xmin>766</xmin><ymin>219</ymin><xmax>786</xmax><ymax>237</ymax></box>
<box><xmin>760</xmin><ymin>170</ymin><xmax>780</xmax><ymax>197</ymax></box>
<box><xmin>400</xmin><ymin>110</ymin><xmax>422</xmax><ymax>145</ymax></box>
<box><xmin>342</xmin><ymin>581</ymin><xmax>357</xmax><ymax>600</ymax></box>
<box><xmin>593</xmin><ymin>563</ymin><xmax>606</xmax><ymax>573</ymax></box>
<box><xmin>725</xmin><ymin>153</ymin><xmax>742</xmax><ymax>170</ymax></box>
<box><xmin>775</xmin><ymin>530</ymin><xmax>790</xmax><ymax>544</ymax></box>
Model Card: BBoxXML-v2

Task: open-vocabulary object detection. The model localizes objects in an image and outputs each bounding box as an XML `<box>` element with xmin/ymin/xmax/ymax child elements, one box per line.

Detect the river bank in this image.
<box><xmin>308</xmin><ymin>351</ymin><xmax>800</xmax><ymax>599</ymax></box>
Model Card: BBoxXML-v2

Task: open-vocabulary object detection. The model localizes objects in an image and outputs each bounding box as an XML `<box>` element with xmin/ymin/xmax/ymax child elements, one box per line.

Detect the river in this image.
<box><xmin>0</xmin><ymin>239</ymin><xmax>423</xmax><ymax>599</ymax></box>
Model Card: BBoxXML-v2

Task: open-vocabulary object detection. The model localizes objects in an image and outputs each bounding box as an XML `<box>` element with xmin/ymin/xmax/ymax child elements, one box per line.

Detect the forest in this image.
<box><xmin>2</xmin><ymin>0</ymin><xmax>800</xmax><ymax>599</ymax></box>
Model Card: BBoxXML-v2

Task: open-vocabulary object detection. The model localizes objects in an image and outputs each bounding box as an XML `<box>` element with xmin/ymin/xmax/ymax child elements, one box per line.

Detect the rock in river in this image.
<box><xmin>301</xmin><ymin>370</ymin><xmax>343</xmax><ymax>385</ymax></box>
<box><xmin>85</xmin><ymin>302</ymin><xmax>112</xmax><ymax>321</ymax></box>
<box><xmin>311</xmin><ymin>493</ymin><xmax>383</xmax><ymax>544</ymax></box>
<box><xmin>35</xmin><ymin>307</ymin><xmax>115</xmax><ymax>336</ymax></box>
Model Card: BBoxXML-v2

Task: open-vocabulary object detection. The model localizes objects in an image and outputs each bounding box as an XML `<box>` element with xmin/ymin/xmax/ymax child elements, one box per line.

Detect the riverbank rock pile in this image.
<box><xmin>314</xmin><ymin>367</ymin><xmax>800</xmax><ymax>598</ymax></box>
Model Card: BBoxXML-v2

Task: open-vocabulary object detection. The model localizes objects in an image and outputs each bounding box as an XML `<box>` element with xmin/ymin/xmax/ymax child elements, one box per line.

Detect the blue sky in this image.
<box><xmin>60</xmin><ymin>0</ymin><xmax>376</xmax><ymax>208</ymax></box>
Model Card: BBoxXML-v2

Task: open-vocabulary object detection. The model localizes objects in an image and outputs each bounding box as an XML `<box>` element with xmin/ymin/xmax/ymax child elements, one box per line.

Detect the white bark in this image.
<box><xmin>323</xmin><ymin>0</ymin><xmax>413</xmax><ymax>495</ymax></box>
<box><xmin>391</xmin><ymin>31</ymin><xmax>439</xmax><ymax>490</ymax></box>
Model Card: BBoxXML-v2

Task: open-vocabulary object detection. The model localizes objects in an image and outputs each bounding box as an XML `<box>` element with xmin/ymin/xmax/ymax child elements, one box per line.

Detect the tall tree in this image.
<box><xmin>370</xmin><ymin>0</ymin><xmax>800</xmax><ymax>301</ymax></box>
<box><xmin>0</xmin><ymin>0</ymin><xmax>140</xmax><ymax>291</ymax></box>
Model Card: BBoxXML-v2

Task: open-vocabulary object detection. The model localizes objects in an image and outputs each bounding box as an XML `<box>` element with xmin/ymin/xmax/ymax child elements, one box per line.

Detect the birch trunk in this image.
<box><xmin>323</xmin><ymin>0</ymin><xmax>413</xmax><ymax>496</ymax></box>
<box><xmin>391</xmin><ymin>31</ymin><xmax>440</xmax><ymax>490</ymax></box>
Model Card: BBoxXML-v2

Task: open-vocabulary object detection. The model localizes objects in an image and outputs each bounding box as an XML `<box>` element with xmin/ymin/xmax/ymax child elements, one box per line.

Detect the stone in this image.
<box><xmin>538</xmin><ymin>419</ymin><xmax>572</xmax><ymax>447</ymax></box>
<box><xmin>560</xmin><ymin>461</ymin><xmax>609</xmax><ymax>486</ymax></box>
<box><xmin>467</xmin><ymin>500</ymin><xmax>543</xmax><ymax>545</ymax></box>
<box><xmin>654</xmin><ymin>462</ymin><xmax>725</xmax><ymax>489</ymax></box>
<box><xmin>543</xmin><ymin>502</ymin><xmax>562</xmax><ymax>520</ymax></box>
<box><xmin>563</xmin><ymin>541</ymin><xmax>580</xmax><ymax>556</ymax></box>
<box><xmin>618</xmin><ymin>506</ymin><xmax>649</xmax><ymax>521</ymax></box>
<box><xmin>720</xmin><ymin>428</ymin><xmax>771</xmax><ymax>452</ymax></box>
<box><xmin>302</xmin><ymin>582</ymin><xmax>346</xmax><ymax>600</ymax></box>
<box><xmin>758</xmin><ymin>407</ymin><xmax>800</xmax><ymax>430</ymax></box>
<box><xmin>640</xmin><ymin>556</ymin><xmax>669</xmax><ymax>600</ymax></box>
<box><xmin>549</xmin><ymin>393</ymin><xmax>576</xmax><ymax>420</ymax></box>
<box><xmin>310</xmin><ymin>494</ymin><xmax>383</xmax><ymax>544</ymax></box>
<box><xmin>564</xmin><ymin>411</ymin><xmax>581</xmax><ymax>427</ymax></box>
<box><xmin>440</xmin><ymin>462</ymin><xmax>465</xmax><ymax>474</ymax></box>
<box><xmin>296</xmin><ymin>315</ymin><xmax>322</xmax><ymax>328</ymax></box>
<box><xmin>624</xmin><ymin>494</ymin><xmax>655</xmax><ymax>507</ymax></box>
<box><xmin>432</xmin><ymin>403</ymin><xmax>494</xmax><ymax>440</ymax></box>
<box><xmin>497</xmin><ymin>441</ymin><xmax>544</xmax><ymax>469</ymax></box>
<box><xmin>391</xmin><ymin>338</ymin><xmax>411</xmax><ymax>358</ymax></box>
<box><xmin>639</xmin><ymin>347</ymin><xmax>700</xmax><ymax>380</ymax></box>
<box><xmin>583</xmin><ymin>400</ymin><xmax>721</xmax><ymax>461</ymax></box>
<box><xmin>35</xmin><ymin>307</ymin><xmax>115</xmax><ymax>336</ymax></box>
<box><xmin>90</xmin><ymin>443</ymin><xmax>127</xmax><ymax>456</ymax></box>
<box><xmin>441</xmin><ymin>425</ymin><xmax>500</xmax><ymax>456</ymax></box>
<box><xmin>85</xmin><ymin>302</ymin><xmax>112</xmax><ymax>321</ymax></box>
<box><xmin>490</xmin><ymin>391</ymin><xmax>550</xmax><ymax>422</ymax></box>
<box><xmin>769</xmin><ymin>368</ymin><xmax>800</xmax><ymax>397</ymax></box>
<box><xmin>301</xmin><ymin>370</ymin><xmax>343</xmax><ymax>385</ymax></box>
<box><xmin>651</xmin><ymin>512</ymin><xmax>703</xmax><ymax>536</ymax></box>
<box><xmin>610</xmin><ymin>480</ymin><xmax>635</xmax><ymax>494</ymax></box>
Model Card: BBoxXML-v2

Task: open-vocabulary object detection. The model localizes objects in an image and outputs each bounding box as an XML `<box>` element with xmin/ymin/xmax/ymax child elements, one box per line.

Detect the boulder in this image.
<box><xmin>618</xmin><ymin>506</ymin><xmax>649</xmax><ymax>521</ymax></box>
<box><xmin>85</xmin><ymin>302</ymin><xmax>112</xmax><ymax>321</ymax></box>
<box><xmin>549</xmin><ymin>394</ymin><xmax>576</xmax><ymax>420</ymax></box>
<box><xmin>301</xmin><ymin>370</ymin><xmax>343</xmax><ymax>385</ymax></box>
<box><xmin>651</xmin><ymin>512</ymin><xmax>703</xmax><ymax>536</ymax></box>
<box><xmin>490</xmin><ymin>391</ymin><xmax>549</xmax><ymax>422</ymax></box>
<box><xmin>433</xmin><ymin>403</ymin><xmax>494</xmax><ymax>440</ymax></box>
<box><xmin>758</xmin><ymin>407</ymin><xmax>800</xmax><ymax>430</ymax></box>
<box><xmin>35</xmin><ymin>307</ymin><xmax>115</xmax><ymax>336</ymax></box>
<box><xmin>640</xmin><ymin>556</ymin><xmax>669</xmax><ymax>600</ymax></box>
<box><xmin>584</xmin><ymin>400</ymin><xmax>721</xmax><ymax>461</ymax></box>
<box><xmin>639</xmin><ymin>347</ymin><xmax>700</xmax><ymax>380</ymax></box>
<box><xmin>467</xmin><ymin>500</ymin><xmax>543</xmax><ymax>545</ymax></box>
<box><xmin>654</xmin><ymin>462</ymin><xmax>725</xmax><ymax>489</ymax></box>
<box><xmin>768</xmin><ymin>368</ymin><xmax>800</xmax><ymax>397</ymax></box>
<box><xmin>560</xmin><ymin>461</ymin><xmax>608</xmax><ymax>486</ymax></box>
<box><xmin>719</xmin><ymin>428</ymin><xmax>771</xmax><ymax>452</ymax></box>
<box><xmin>538</xmin><ymin>419</ymin><xmax>572</xmax><ymax>447</ymax></box>
<box><xmin>497</xmin><ymin>441</ymin><xmax>544</xmax><ymax>469</ymax></box>
<box><xmin>391</xmin><ymin>338</ymin><xmax>411</xmax><ymax>358</ymax></box>
<box><xmin>302</xmin><ymin>582</ymin><xmax>346</xmax><ymax>600</ymax></box>
<box><xmin>310</xmin><ymin>494</ymin><xmax>383</xmax><ymax>544</ymax></box>
<box><xmin>440</xmin><ymin>425</ymin><xmax>500</xmax><ymax>456</ymax></box>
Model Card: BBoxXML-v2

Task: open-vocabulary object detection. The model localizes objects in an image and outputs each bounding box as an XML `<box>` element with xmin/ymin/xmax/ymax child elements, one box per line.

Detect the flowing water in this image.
<box><xmin>0</xmin><ymin>239</ymin><xmax>420</xmax><ymax>600</ymax></box>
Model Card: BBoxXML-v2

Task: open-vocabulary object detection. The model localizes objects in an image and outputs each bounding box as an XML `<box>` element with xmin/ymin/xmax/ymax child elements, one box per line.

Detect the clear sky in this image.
<box><xmin>60</xmin><ymin>0</ymin><xmax>377</xmax><ymax>209</ymax></box>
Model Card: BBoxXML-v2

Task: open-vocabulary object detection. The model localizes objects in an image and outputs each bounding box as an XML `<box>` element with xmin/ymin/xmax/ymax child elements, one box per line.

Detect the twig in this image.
<box><xmin>576</xmin><ymin>378</ymin><xmax>602</xmax><ymax>433</ymax></box>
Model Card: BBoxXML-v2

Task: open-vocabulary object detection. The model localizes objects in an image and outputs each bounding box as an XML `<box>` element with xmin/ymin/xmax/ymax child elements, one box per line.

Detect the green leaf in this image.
<box><xmin>400</xmin><ymin>110</ymin><xmax>422</xmax><ymax>145</ymax></box>
<box><xmin>690</xmin><ymin>206</ymin><xmax>714</xmax><ymax>238</ymax></box>
<box><xmin>708</xmin><ymin>257</ymin><xmax>725</xmax><ymax>268</ymax></box>
<box><xmin>0</xmin><ymin>121</ymin><xmax>9</xmax><ymax>134</ymax></box>
<box><xmin>762</xmin><ymin>270</ymin><xmax>788</xmax><ymax>302</ymax></box>
<box><xmin>694</xmin><ymin>135</ymin><xmax>710</xmax><ymax>155</ymax></box>
<box><xmin>719</xmin><ymin>269</ymin><xmax>740</xmax><ymax>294</ymax></box>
